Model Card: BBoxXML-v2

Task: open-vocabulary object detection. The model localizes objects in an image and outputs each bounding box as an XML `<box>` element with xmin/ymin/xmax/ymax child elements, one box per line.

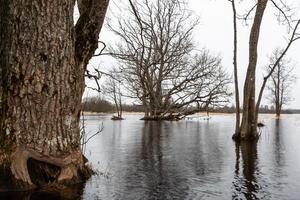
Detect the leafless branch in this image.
<box><xmin>93</xmin><ymin>41</ymin><xmax>107</xmax><ymax>57</ymax></box>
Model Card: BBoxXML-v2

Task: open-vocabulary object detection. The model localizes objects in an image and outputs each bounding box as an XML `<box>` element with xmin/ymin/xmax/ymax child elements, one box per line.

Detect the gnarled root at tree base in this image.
<box><xmin>0</xmin><ymin>147</ymin><xmax>93</xmax><ymax>191</ymax></box>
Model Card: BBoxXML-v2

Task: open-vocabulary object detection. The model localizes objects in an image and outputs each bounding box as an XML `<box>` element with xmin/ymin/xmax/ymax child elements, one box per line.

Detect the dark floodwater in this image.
<box><xmin>2</xmin><ymin>114</ymin><xmax>300</xmax><ymax>199</ymax></box>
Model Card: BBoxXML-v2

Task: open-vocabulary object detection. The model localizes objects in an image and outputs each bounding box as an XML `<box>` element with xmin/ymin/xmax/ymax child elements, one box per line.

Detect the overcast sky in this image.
<box><xmin>85</xmin><ymin>0</ymin><xmax>300</xmax><ymax>109</ymax></box>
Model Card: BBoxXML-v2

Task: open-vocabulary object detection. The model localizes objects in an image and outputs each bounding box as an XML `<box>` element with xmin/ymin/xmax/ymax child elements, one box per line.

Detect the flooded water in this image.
<box><xmin>1</xmin><ymin>114</ymin><xmax>300</xmax><ymax>199</ymax></box>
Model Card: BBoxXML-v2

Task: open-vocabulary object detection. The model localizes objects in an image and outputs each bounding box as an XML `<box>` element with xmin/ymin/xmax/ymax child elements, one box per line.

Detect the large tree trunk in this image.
<box><xmin>0</xmin><ymin>0</ymin><xmax>109</xmax><ymax>190</ymax></box>
<box><xmin>237</xmin><ymin>0</ymin><xmax>268</xmax><ymax>141</ymax></box>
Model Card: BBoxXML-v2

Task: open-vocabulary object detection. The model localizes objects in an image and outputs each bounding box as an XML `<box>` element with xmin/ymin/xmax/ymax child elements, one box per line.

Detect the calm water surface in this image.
<box><xmin>81</xmin><ymin>114</ymin><xmax>300</xmax><ymax>200</ymax></box>
<box><xmin>2</xmin><ymin>114</ymin><xmax>300</xmax><ymax>199</ymax></box>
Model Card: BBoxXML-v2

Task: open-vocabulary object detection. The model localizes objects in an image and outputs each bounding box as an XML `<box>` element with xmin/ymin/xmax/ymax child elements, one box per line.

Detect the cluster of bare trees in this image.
<box><xmin>106</xmin><ymin>0</ymin><xmax>231</xmax><ymax>120</ymax></box>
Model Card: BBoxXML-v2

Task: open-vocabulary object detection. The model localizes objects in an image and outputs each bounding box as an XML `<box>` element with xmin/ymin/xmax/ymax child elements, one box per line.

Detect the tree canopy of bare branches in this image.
<box><xmin>265</xmin><ymin>49</ymin><xmax>297</xmax><ymax>117</ymax></box>
<box><xmin>107</xmin><ymin>0</ymin><xmax>231</xmax><ymax>120</ymax></box>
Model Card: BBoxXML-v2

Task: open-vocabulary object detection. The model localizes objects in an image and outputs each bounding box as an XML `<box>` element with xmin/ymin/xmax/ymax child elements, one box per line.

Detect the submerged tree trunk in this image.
<box><xmin>237</xmin><ymin>0</ymin><xmax>268</xmax><ymax>141</ymax></box>
<box><xmin>0</xmin><ymin>0</ymin><xmax>109</xmax><ymax>190</ymax></box>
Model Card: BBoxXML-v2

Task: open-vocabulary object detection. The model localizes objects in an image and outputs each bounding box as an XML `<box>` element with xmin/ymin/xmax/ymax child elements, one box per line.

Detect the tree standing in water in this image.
<box><xmin>230</xmin><ymin>0</ymin><xmax>300</xmax><ymax>141</ymax></box>
<box><xmin>103</xmin><ymin>69</ymin><xmax>124</xmax><ymax>120</ymax></box>
<box><xmin>108</xmin><ymin>0</ymin><xmax>231</xmax><ymax>120</ymax></box>
<box><xmin>0</xmin><ymin>0</ymin><xmax>110</xmax><ymax>190</ymax></box>
<box><xmin>265</xmin><ymin>49</ymin><xmax>297</xmax><ymax>117</ymax></box>
<box><xmin>232</xmin><ymin>0</ymin><xmax>269</xmax><ymax>140</ymax></box>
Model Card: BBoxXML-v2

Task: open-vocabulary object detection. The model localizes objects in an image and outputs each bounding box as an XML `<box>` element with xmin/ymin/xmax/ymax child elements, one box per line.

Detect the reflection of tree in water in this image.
<box><xmin>187</xmin><ymin>122</ymin><xmax>226</xmax><ymax>181</ymax></box>
<box><xmin>232</xmin><ymin>119</ymin><xmax>288</xmax><ymax>199</ymax></box>
<box><xmin>232</xmin><ymin>141</ymin><xmax>261</xmax><ymax>200</ymax></box>
<box><xmin>273</xmin><ymin>119</ymin><xmax>285</xmax><ymax>169</ymax></box>
<box><xmin>137</xmin><ymin>121</ymin><xmax>188</xmax><ymax>200</ymax></box>
<box><xmin>138</xmin><ymin>121</ymin><xmax>227</xmax><ymax>199</ymax></box>
<box><xmin>270</xmin><ymin>119</ymin><xmax>286</xmax><ymax>198</ymax></box>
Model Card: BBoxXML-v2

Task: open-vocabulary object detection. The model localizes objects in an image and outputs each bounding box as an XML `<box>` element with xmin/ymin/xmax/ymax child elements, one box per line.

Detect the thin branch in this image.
<box><xmin>93</xmin><ymin>41</ymin><xmax>107</xmax><ymax>57</ymax></box>
<box><xmin>270</xmin><ymin>0</ymin><xmax>292</xmax><ymax>28</ymax></box>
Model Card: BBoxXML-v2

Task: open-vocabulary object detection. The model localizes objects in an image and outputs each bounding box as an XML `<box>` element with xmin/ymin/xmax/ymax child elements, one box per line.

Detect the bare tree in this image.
<box><xmin>107</xmin><ymin>0</ymin><xmax>231</xmax><ymax>120</ymax></box>
<box><xmin>103</xmin><ymin>69</ymin><xmax>124</xmax><ymax>120</ymax></box>
<box><xmin>265</xmin><ymin>49</ymin><xmax>297</xmax><ymax>117</ymax></box>
<box><xmin>0</xmin><ymin>0</ymin><xmax>110</xmax><ymax>190</ymax></box>
<box><xmin>255</xmin><ymin>20</ymin><xmax>300</xmax><ymax>119</ymax></box>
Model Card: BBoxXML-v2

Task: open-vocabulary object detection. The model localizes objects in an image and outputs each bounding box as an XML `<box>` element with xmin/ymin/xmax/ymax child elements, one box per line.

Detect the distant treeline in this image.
<box><xmin>82</xmin><ymin>97</ymin><xmax>144</xmax><ymax>113</ymax></box>
<box><xmin>82</xmin><ymin>97</ymin><xmax>300</xmax><ymax>114</ymax></box>
<box><xmin>258</xmin><ymin>107</ymin><xmax>300</xmax><ymax>114</ymax></box>
<box><xmin>207</xmin><ymin>106</ymin><xmax>300</xmax><ymax>114</ymax></box>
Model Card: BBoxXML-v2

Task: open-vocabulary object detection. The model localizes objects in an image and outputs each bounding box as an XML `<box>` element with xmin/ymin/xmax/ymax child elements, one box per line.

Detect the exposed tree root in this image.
<box><xmin>141</xmin><ymin>114</ymin><xmax>184</xmax><ymax>121</ymax></box>
<box><xmin>141</xmin><ymin>110</ymin><xmax>202</xmax><ymax>121</ymax></box>
<box><xmin>111</xmin><ymin>116</ymin><xmax>124</xmax><ymax>120</ymax></box>
<box><xmin>0</xmin><ymin>147</ymin><xmax>93</xmax><ymax>191</ymax></box>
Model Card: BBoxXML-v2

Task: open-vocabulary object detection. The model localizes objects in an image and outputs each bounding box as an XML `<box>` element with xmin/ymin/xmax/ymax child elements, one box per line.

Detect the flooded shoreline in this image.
<box><xmin>2</xmin><ymin>114</ymin><xmax>300</xmax><ymax>199</ymax></box>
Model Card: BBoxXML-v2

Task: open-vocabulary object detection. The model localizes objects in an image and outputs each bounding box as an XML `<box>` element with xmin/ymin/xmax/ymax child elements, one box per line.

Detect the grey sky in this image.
<box><xmin>85</xmin><ymin>0</ymin><xmax>300</xmax><ymax>109</ymax></box>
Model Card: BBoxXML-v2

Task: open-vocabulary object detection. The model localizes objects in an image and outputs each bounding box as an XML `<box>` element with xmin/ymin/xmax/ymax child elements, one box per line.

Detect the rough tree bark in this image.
<box><xmin>233</xmin><ymin>141</ymin><xmax>258</xmax><ymax>198</ymax></box>
<box><xmin>0</xmin><ymin>0</ymin><xmax>109</xmax><ymax>190</ymax></box>
<box><xmin>236</xmin><ymin>0</ymin><xmax>268</xmax><ymax>141</ymax></box>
